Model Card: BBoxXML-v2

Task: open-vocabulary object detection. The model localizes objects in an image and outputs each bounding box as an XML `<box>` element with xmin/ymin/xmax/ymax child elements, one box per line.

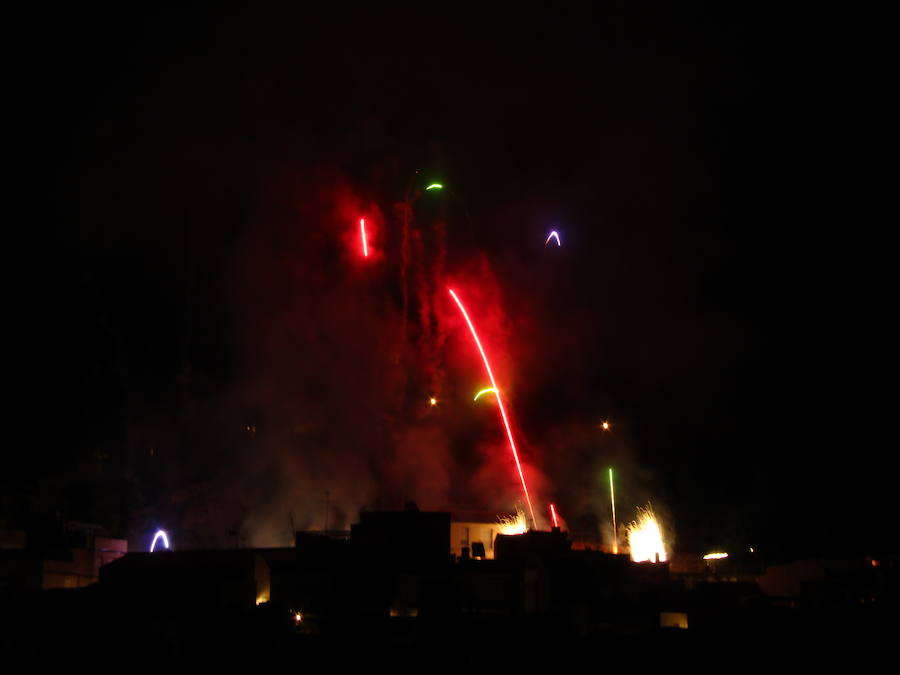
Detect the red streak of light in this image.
<box><xmin>360</xmin><ymin>218</ymin><xmax>368</xmax><ymax>257</ymax></box>
<box><xmin>448</xmin><ymin>288</ymin><xmax>537</xmax><ymax>526</ymax></box>
<box><xmin>550</xmin><ymin>503</ymin><xmax>559</xmax><ymax>529</ymax></box>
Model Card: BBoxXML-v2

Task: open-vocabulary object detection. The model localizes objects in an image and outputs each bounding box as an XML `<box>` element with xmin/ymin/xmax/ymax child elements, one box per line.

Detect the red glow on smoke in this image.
<box><xmin>448</xmin><ymin>288</ymin><xmax>537</xmax><ymax>526</ymax></box>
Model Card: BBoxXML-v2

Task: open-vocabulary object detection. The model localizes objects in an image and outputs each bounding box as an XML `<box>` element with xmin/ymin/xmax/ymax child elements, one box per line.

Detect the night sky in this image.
<box><xmin>8</xmin><ymin>7</ymin><xmax>895</xmax><ymax>558</ymax></box>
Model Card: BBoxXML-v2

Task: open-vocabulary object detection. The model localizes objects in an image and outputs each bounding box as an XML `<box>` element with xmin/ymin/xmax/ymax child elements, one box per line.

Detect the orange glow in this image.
<box><xmin>429</xmin><ymin>397</ymin><xmax>438</xmax><ymax>406</ymax></box>
<box><xmin>601</xmin><ymin>421</ymin><xmax>610</xmax><ymax>430</ymax></box>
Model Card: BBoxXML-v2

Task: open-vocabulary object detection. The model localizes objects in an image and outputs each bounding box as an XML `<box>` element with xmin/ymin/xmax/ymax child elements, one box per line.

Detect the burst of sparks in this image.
<box><xmin>626</xmin><ymin>505</ymin><xmax>667</xmax><ymax>563</ymax></box>
<box><xmin>473</xmin><ymin>387</ymin><xmax>498</xmax><ymax>402</ymax></box>
<box><xmin>360</xmin><ymin>218</ymin><xmax>368</xmax><ymax>257</ymax></box>
<box><xmin>497</xmin><ymin>507</ymin><xmax>528</xmax><ymax>535</ymax></box>
<box><xmin>150</xmin><ymin>529</ymin><xmax>170</xmax><ymax>552</ymax></box>
<box><xmin>545</xmin><ymin>230</ymin><xmax>561</xmax><ymax>246</ymax></box>
<box><xmin>448</xmin><ymin>288</ymin><xmax>537</xmax><ymax>526</ymax></box>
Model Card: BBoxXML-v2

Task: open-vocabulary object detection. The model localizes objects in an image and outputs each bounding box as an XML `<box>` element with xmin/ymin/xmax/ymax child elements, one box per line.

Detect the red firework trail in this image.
<box><xmin>550</xmin><ymin>503</ymin><xmax>559</xmax><ymax>528</ymax></box>
<box><xmin>359</xmin><ymin>218</ymin><xmax>369</xmax><ymax>257</ymax></box>
<box><xmin>448</xmin><ymin>288</ymin><xmax>537</xmax><ymax>526</ymax></box>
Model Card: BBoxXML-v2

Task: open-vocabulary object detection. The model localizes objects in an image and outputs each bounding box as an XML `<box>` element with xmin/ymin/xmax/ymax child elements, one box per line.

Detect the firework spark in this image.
<box><xmin>359</xmin><ymin>218</ymin><xmax>368</xmax><ymax>257</ymax></box>
<box><xmin>448</xmin><ymin>288</ymin><xmax>537</xmax><ymax>526</ymax></box>
<box><xmin>703</xmin><ymin>552</ymin><xmax>729</xmax><ymax>560</ymax></box>
<box><xmin>549</xmin><ymin>503</ymin><xmax>560</xmax><ymax>528</ymax></box>
<box><xmin>425</xmin><ymin>183</ymin><xmax>443</xmax><ymax>191</ymax></box>
<box><xmin>473</xmin><ymin>387</ymin><xmax>498</xmax><ymax>402</ymax></box>
<box><xmin>150</xmin><ymin>529</ymin><xmax>170</xmax><ymax>552</ymax></box>
<box><xmin>545</xmin><ymin>230</ymin><xmax>561</xmax><ymax>246</ymax></box>
<box><xmin>609</xmin><ymin>468</ymin><xmax>618</xmax><ymax>555</ymax></box>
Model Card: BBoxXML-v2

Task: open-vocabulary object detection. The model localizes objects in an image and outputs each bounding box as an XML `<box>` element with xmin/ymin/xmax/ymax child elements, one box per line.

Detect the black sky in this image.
<box><xmin>8</xmin><ymin>7</ymin><xmax>895</xmax><ymax>557</ymax></box>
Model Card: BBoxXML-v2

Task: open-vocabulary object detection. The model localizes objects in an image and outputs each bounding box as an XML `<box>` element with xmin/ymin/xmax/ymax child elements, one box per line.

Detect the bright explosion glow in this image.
<box><xmin>626</xmin><ymin>506</ymin><xmax>667</xmax><ymax>563</ymax></box>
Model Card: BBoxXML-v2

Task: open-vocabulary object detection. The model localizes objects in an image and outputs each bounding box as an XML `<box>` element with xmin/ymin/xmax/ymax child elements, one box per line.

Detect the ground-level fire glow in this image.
<box><xmin>497</xmin><ymin>507</ymin><xmax>528</xmax><ymax>536</ymax></box>
<box><xmin>626</xmin><ymin>506</ymin><xmax>667</xmax><ymax>563</ymax></box>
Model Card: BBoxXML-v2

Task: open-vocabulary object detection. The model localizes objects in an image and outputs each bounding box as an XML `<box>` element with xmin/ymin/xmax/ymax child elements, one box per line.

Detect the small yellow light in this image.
<box><xmin>601</xmin><ymin>421</ymin><xmax>610</xmax><ymax>430</ymax></box>
<box><xmin>429</xmin><ymin>397</ymin><xmax>437</xmax><ymax>406</ymax></box>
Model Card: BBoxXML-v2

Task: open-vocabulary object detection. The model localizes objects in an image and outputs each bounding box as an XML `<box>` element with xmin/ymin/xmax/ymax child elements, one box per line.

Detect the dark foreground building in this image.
<box><xmin>3</xmin><ymin>506</ymin><xmax>896</xmax><ymax>668</ymax></box>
